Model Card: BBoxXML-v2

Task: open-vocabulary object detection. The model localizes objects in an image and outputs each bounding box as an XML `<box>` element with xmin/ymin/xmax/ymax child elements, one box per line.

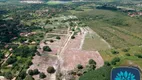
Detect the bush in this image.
<box><xmin>19</xmin><ymin>70</ymin><xmax>27</xmax><ymax>79</ymax></box>
<box><xmin>50</xmin><ymin>40</ymin><xmax>54</xmax><ymax>43</ymax></box>
<box><xmin>28</xmin><ymin>70</ymin><xmax>33</xmax><ymax>75</ymax></box>
<box><xmin>111</xmin><ymin>57</ymin><xmax>120</xmax><ymax>65</ymax></box>
<box><xmin>111</xmin><ymin>50</ymin><xmax>119</xmax><ymax>54</ymax></box>
<box><xmin>71</xmin><ymin>36</ymin><xmax>75</xmax><ymax>39</ymax></box>
<box><xmin>25</xmin><ymin>75</ymin><xmax>34</xmax><ymax>80</ymax></box>
<box><xmin>104</xmin><ymin>61</ymin><xmax>111</xmax><ymax>66</ymax></box>
<box><xmin>89</xmin><ymin>64</ymin><xmax>96</xmax><ymax>70</ymax></box>
<box><xmin>4</xmin><ymin>72</ymin><xmax>13</xmax><ymax>79</ymax></box>
<box><xmin>39</xmin><ymin>72</ymin><xmax>46</xmax><ymax>79</ymax></box>
<box><xmin>134</xmin><ymin>54</ymin><xmax>142</xmax><ymax>58</ymax></box>
<box><xmin>43</xmin><ymin>46</ymin><xmax>52</xmax><ymax>52</ymax></box>
<box><xmin>88</xmin><ymin>59</ymin><xmax>96</xmax><ymax>65</ymax></box>
<box><xmin>56</xmin><ymin>36</ymin><xmax>61</xmax><ymax>40</ymax></box>
<box><xmin>77</xmin><ymin>64</ymin><xmax>83</xmax><ymax>69</ymax></box>
<box><xmin>122</xmin><ymin>48</ymin><xmax>129</xmax><ymax>52</ymax></box>
<box><xmin>47</xmin><ymin>66</ymin><xmax>56</xmax><ymax>74</ymax></box>
<box><xmin>125</xmin><ymin>53</ymin><xmax>130</xmax><ymax>56</ymax></box>
<box><xmin>33</xmin><ymin>69</ymin><xmax>40</xmax><ymax>75</ymax></box>
<box><xmin>6</xmin><ymin>57</ymin><xmax>17</xmax><ymax>64</ymax></box>
<box><xmin>0</xmin><ymin>53</ymin><xmax>4</xmax><ymax>59</ymax></box>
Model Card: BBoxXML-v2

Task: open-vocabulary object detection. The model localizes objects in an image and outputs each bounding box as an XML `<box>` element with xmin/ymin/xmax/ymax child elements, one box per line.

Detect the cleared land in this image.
<box><xmin>82</xmin><ymin>27</ymin><xmax>111</xmax><ymax>51</ymax></box>
<box><xmin>63</xmin><ymin>6</ymin><xmax>142</xmax><ymax>71</ymax></box>
<box><xmin>60</xmin><ymin>28</ymin><xmax>104</xmax><ymax>71</ymax></box>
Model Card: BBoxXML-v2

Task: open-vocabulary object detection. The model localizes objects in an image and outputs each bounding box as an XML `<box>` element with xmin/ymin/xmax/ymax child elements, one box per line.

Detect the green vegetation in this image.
<box><xmin>1</xmin><ymin>1</ymin><xmax>142</xmax><ymax>80</ymax></box>
<box><xmin>77</xmin><ymin>64</ymin><xmax>83</xmax><ymax>69</ymax></box>
<box><xmin>43</xmin><ymin>46</ymin><xmax>52</xmax><ymax>52</ymax></box>
<box><xmin>47</xmin><ymin>66</ymin><xmax>56</xmax><ymax>74</ymax></box>
<box><xmin>79</xmin><ymin>65</ymin><xmax>112</xmax><ymax>80</ymax></box>
<box><xmin>88</xmin><ymin>59</ymin><xmax>96</xmax><ymax>65</ymax></box>
<box><xmin>25</xmin><ymin>75</ymin><xmax>34</xmax><ymax>80</ymax></box>
<box><xmin>39</xmin><ymin>72</ymin><xmax>46</xmax><ymax>79</ymax></box>
<box><xmin>83</xmin><ymin>32</ymin><xmax>111</xmax><ymax>51</ymax></box>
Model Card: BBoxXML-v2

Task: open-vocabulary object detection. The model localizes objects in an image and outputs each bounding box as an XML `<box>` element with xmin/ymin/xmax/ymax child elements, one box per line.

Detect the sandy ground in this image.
<box><xmin>60</xmin><ymin>29</ymin><xmax>104</xmax><ymax>71</ymax></box>
<box><xmin>28</xmin><ymin>54</ymin><xmax>59</xmax><ymax>80</ymax></box>
<box><xmin>29</xmin><ymin>26</ymin><xmax>104</xmax><ymax>80</ymax></box>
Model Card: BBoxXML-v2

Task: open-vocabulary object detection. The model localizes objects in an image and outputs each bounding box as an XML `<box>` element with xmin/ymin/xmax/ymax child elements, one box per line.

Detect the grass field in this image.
<box><xmin>100</xmin><ymin>46</ymin><xmax>142</xmax><ymax>68</ymax></box>
<box><xmin>83</xmin><ymin>30</ymin><xmax>111</xmax><ymax>51</ymax></box>
<box><xmin>67</xmin><ymin>8</ymin><xmax>142</xmax><ymax>49</ymax></box>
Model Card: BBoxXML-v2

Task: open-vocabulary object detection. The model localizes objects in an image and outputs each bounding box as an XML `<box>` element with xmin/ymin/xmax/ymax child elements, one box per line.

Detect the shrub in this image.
<box><xmin>33</xmin><ymin>69</ymin><xmax>40</xmax><ymax>75</ymax></box>
<box><xmin>77</xmin><ymin>71</ymin><xmax>83</xmax><ymax>76</ymax></box>
<box><xmin>39</xmin><ymin>72</ymin><xmax>46</xmax><ymax>79</ymax></box>
<box><xmin>47</xmin><ymin>66</ymin><xmax>56</xmax><ymax>74</ymax></box>
<box><xmin>50</xmin><ymin>40</ymin><xmax>54</xmax><ymax>43</ymax></box>
<box><xmin>134</xmin><ymin>54</ymin><xmax>142</xmax><ymax>58</ymax></box>
<box><xmin>71</xmin><ymin>36</ymin><xmax>75</xmax><ymax>39</ymax></box>
<box><xmin>0</xmin><ymin>53</ymin><xmax>4</xmax><ymax>59</ymax></box>
<box><xmin>89</xmin><ymin>64</ymin><xmax>96</xmax><ymax>70</ymax></box>
<box><xmin>111</xmin><ymin>57</ymin><xmax>120</xmax><ymax>65</ymax></box>
<box><xmin>77</xmin><ymin>64</ymin><xmax>83</xmax><ymax>69</ymax></box>
<box><xmin>4</xmin><ymin>72</ymin><xmax>13</xmax><ymax>79</ymax></box>
<box><xmin>125</xmin><ymin>53</ymin><xmax>130</xmax><ymax>56</ymax></box>
<box><xmin>28</xmin><ymin>70</ymin><xmax>33</xmax><ymax>75</ymax></box>
<box><xmin>122</xmin><ymin>48</ymin><xmax>129</xmax><ymax>52</ymax></box>
<box><xmin>19</xmin><ymin>70</ymin><xmax>27</xmax><ymax>79</ymax></box>
<box><xmin>104</xmin><ymin>61</ymin><xmax>111</xmax><ymax>66</ymax></box>
<box><xmin>56</xmin><ymin>36</ymin><xmax>61</xmax><ymax>40</ymax></box>
<box><xmin>111</xmin><ymin>50</ymin><xmax>119</xmax><ymax>54</ymax></box>
<box><xmin>25</xmin><ymin>75</ymin><xmax>34</xmax><ymax>80</ymax></box>
<box><xmin>88</xmin><ymin>59</ymin><xmax>96</xmax><ymax>65</ymax></box>
<box><xmin>6</xmin><ymin>57</ymin><xmax>17</xmax><ymax>64</ymax></box>
<box><xmin>43</xmin><ymin>46</ymin><xmax>52</xmax><ymax>52</ymax></box>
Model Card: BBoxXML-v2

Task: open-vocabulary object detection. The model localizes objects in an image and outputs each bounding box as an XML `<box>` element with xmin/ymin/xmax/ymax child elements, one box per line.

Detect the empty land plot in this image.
<box><xmin>61</xmin><ymin>32</ymin><xmax>104</xmax><ymax>71</ymax></box>
<box><xmin>28</xmin><ymin>55</ymin><xmax>58</xmax><ymax>80</ymax></box>
<box><xmin>82</xmin><ymin>28</ymin><xmax>111</xmax><ymax>51</ymax></box>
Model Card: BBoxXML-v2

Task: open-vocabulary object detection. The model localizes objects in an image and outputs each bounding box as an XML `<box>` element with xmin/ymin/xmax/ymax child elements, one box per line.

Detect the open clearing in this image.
<box><xmin>82</xmin><ymin>27</ymin><xmax>111</xmax><ymax>51</ymax></box>
<box><xmin>60</xmin><ymin>27</ymin><xmax>104</xmax><ymax>71</ymax></box>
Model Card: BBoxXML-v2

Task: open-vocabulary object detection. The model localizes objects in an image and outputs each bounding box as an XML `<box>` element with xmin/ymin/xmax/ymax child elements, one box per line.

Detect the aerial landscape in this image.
<box><xmin>0</xmin><ymin>0</ymin><xmax>142</xmax><ymax>80</ymax></box>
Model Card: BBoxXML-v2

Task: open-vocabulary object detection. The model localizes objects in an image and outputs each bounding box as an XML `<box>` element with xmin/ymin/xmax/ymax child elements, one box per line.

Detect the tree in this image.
<box><xmin>47</xmin><ymin>66</ymin><xmax>56</xmax><ymax>74</ymax></box>
<box><xmin>88</xmin><ymin>59</ymin><xmax>96</xmax><ymax>65</ymax></box>
<box><xmin>122</xmin><ymin>48</ymin><xmax>129</xmax><ymax>52</ymax></box>
<box><xmin>19</xmin><ymin>70</ymin><xmax>27</xmax><ymax>79</ymax></box>
<box><xmin>45</xmin><ymin>19</ymin><xmax>50</xmax><ymax>24</ymax></box>
<box><xmin>50</xmin><ymin>40</ymin><xmax>54</xmax><ymax>43</ymax></box>
<box><xmin>56</xmin><ymin>36</ymin><xmax>61</xmax><ymax>40</ymax></box>
<box><xmin>33</xmin><ymin>69</ymin><xmax>40</xmax><ymax>75</ymax></box>
<box><xmin>28</xmin><ymin>69</ymin><xmax>34</xmax><ymax>75</ymax></box>
<box><xmin>125</xmin><ymin>53</ymin><xmax>130</xmax><ymax>56</ymax></box>
<box><xmin>104</xmin><ymin>61</ymin><xmax>111</xmax><ymax>66</ymax></box>
<box><xmin>0</xmin><ymin>53</ymin><xmax>4</xmax><ymax>59</ymax></box>
<box><xmin>77</xmin><ymin>64</ymin><xmax>83</xmax><ymax>69</ymax></box>
<box><xmin>111</xmin><ymin>57</ymin><xmax>120</xmax><ymax>65</ymax></box>
<box><xmin>6</xmin><ymin>57</ymin><xmax>17</xmax><ymax>64</ymax></box>
<box><xmin>111</xmin><ymin>50</ymin><xmax>119</xmax><ymax>54</ymax></box>
<box><xmin>71</xmin><ymin>36</ymin><xmax>75</xmax><ymax>39</ymax></box>
<box><xmin>25</xmin><ymin>75</ymin><xmax>34</xmax><ymax>80</ymax></box>
<box><xmin>134</xmin><ymin>54</ymin><xmax>142</xmax><ymax>58</ymax></box>
<box><xmin>39</xmin><ymin>72</ymin><xmax>46</xmax><ymax>79</ymax></box>
<box><xmin>4</xmin><ymin>72</ymin><xmax>13</xmax><ymax>79</ymax></box>
<box><xmin>43</xmin><ymin>46</ymin><xmax>52</xmax><ymax>52</ymax></box>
